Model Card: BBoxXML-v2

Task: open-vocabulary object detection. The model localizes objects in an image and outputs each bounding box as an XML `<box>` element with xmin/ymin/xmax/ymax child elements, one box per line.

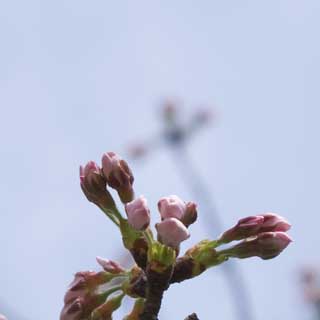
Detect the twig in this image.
<box><xmin>184</xmin><ymin>313</ymin><xmax>199</xmax><ymax>320</ymax></box>
<box><xmin>139</xmin><ymin>267</ymin><xmax>173</xmax><ymax>320</ymax></box>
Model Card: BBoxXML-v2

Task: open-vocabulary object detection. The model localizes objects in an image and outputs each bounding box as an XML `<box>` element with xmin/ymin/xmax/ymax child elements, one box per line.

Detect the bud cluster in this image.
<box><xmin>156</xmin><ymin>195</ymin><xmax>197</xmax><ymax>248</ymax></box>
<box><xmin>217</xmin><ymin>213</ymin><xmax>292</xmax><ymax>260</ymax></box>
<box><xmin>60</xmin><ymin>151</ymin><xmax>293</xmax><ymax>320</ymax></box>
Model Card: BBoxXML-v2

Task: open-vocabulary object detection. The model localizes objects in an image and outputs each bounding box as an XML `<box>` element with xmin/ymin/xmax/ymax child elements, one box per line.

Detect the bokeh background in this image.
<box><xmin>1</xmin><ymin>1</ymin><xmax>319</xmax><ymax>319</ymax></box>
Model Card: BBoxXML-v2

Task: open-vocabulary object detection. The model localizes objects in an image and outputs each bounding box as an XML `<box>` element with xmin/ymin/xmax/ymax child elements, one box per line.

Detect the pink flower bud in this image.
<box><xmin>219</xmin><ymin>216</ymin><xmax>265</xmax><ymax>243</ymax></box>
<box><xmin>96</xmin><ymin>257</ymin><xmax>126</xmax><ymax>274</ymax></box>
<box><xmin>80</xmin><ymin>162</ymin><xmax>104</xmax><ymax>196</ymax></box>
<box><xmin>64</xmin><ymin>271</ymin><xmax>109</xmax><ymax>304</ymax></box>
<box><xmin>61</xmin><ymin>271</ymin><xmax>116</xmax><ymax>320</ymax></box>
<box><xmin>60</xmin><ymin>298</ymin><xmax>83</xmax><ymax>320</ymax></box>
<box><xmin>0</xmin><ymin>315</ymin><xmax>7</xmax><ymax>320</ymax></box>
<box><xmin>219</xmin><ymin>213</ymin><xmax>291</xmax><ymax>243</ymax></box>
<box><xmin>79</xmin><ymin>161</ymin><xmax>115</xmax><ymax>208</ymax></box>
<box><xmin>158</xmin><ymin>195</ymin><xmax>186</xmax><ymax>220</ymax></box>
<box><xmin>155</xmin><ymin>217</ymin><xmax>190</xmax><ymax>248</ymax></box>
<box><xmin>226</xmin><ymin>231</ymin><xmax>292</xmax><ymax>260</ymax></box>
<box><xmin>181</xmin><ymin>202</ymin><xmax>198</xmax><ymax>227</ymax></box>
<box><xmin>259</xmin><ymin>213</ymin><xmax>291</xmax><ymax>232</ymax></box>
<box><xmin>101</xmin><ymin>152</ymin><xmax>134</xmax><ymax>203</ymax></box>
<box><xmin>125</xmin><ymin>196</ymin><xmax>150</xmax><ymax>230</ymax></box>
<box><xmin>194</xmin><ymin>108</ymin><xmax>213</xmax><ymax>124</ymax></box>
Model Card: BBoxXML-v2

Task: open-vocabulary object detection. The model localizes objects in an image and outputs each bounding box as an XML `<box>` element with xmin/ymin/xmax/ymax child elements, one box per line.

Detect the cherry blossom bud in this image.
<box><xmin>0</xmin><ymin>315</ymin><xmax>7</xmax><ymax>320</ymax></box>
<box><xmin>219</xmin><ymin>214</ymin><xmax>291</xmax><ymax>244</ymax></box>
<box><xmin>128</xmin><ymin>143</ymin><xmax>147</xmax><ymax>159</ymax></box>
<box><xmin>101</xmin><ymin>152</ymin><xmax>134</xmax><ymax>203</ymax></box>
<box><xmin>259</xmin><ymin>213</ymin><xmax>291</xmax><ymax>233</ymax></box>
<box><xmin>125</xmin><ymin>196</ymin><xmax>150</xmax><ymax>230</ymax></box>
<box><xmin>163</xmin><ymin>100</ymin><xmax>177</xmax><ymax>122</ymax></box>
<box><xmin>219</xmin><ymin>216</ymin><xmax>265</xmax><ymax>243</ymax></box>
<box><xmin>158</xmin><ymin>195</ymin><xmax>186</xmax><ymax>220</ymax></box>
<box><xmin>60</xmin><ymin>298</ymin><xmax>83</xmax><ymax>320</ymax></box>
<box><xmin>96</xmin><ymin>257</ymin><xmax>126</xmax><ymax>274</ymax></box>
<box><xmin>156</xmin><ymin>217</ymin><xmax>190</xmax><ymax>248</ymax></box>
<box><xmin>181</xmin><ymin>202</ymin><xmax>198</xmax><ymax>227</ymax></box>
<box><xmin>194</xmin><ymin>109</ymin><xmax>213</xmax><ymax>125</ymax></box>
<box><xmin>225</xmin><ymin>231</ymin><xmax>292</xmax><ymax>260</ymax></box>
<box><xmin>79</xmin><ymin>161</ymin><xmax>115</xmax><ymax>208</ymax></box>
<box><xmin>64</xmin><ymin>271</ymin><xmax>110</xmax><ymax>304</ymax></box>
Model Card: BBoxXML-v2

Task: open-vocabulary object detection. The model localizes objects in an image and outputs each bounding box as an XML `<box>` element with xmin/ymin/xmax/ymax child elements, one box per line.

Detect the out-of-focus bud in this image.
<box><xmin>0</xmin><ymin>315</ymin><xmax>7</xmax><ymax>320</ymax></box>
<box><xmin>102</xmin><ymin>152</ymin><xmax>134</xmax><ymax>203</ymax></box>
<box><xmin>181</xmin><ymin>202</ymin><xmax>198</xmax><ymax>227</ymax></box>
<box><xmin>128</xmin><ymin>143</ymin><xmax>147</xmax><ymax>159</ymax></box>
<box><xmin>96</xmin><ymin>257</ymin><xmax>126</xmax><ymax>274</ymax></box>
<box><xmin>194</xmin><ymin>108</ymin><xmax>213</xmax><ymax>125</ymax></box>
<box><xmin>163</xmin><ymin>100</ymin><xmax>177</xmax><ymax>123</ymax></box>
<box><xmin>125</xmin><ymin>196</ymin><xmax>150</xmax><ymax>231</ymax></box>
<box><xmin>158</xmin><ymin>195</ymin><xmax>186</xmax><ymax>220</ymax></box>
<box><xmin>80</xmin><ymin>161</ymin><xmax>115</xmax><ymax>208</ymax></box>
<box><xmin>91</xmin><ymin>293</ymin><xmax>124</xmax><ymax>320</ymax></box>
<box><xmin>259</xmin><ymin>213</ymin><xmax>291</xmax><ymax>233</ymax></box>
<box><xmin>156</xmin><ymin>217</ymin><xmax>190</xmax><ymax>248</ymax></box>
<box><xmin>60</xmin><ymin>298</ymin><xmax>83</xmax><ymax>320</ymax></box>
<box><xmin>64</xmin><ymin>271</ymin><xmax>111</xmax><ymax>304</ymax></box>
<box><xmin>224</xmin><ymin>231</ymin><xmax>292</xmax><ymax>260</ymax></box>
<box><xmin>219</xmin><ymin>216</ymin><xmax>265</xmax><ymax>243</ymax></box>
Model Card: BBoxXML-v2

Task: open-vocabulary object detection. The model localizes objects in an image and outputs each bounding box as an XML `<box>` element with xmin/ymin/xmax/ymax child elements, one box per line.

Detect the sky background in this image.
<box><xmin>1</xmin><ymin>1</ymin><xmax>320</xmax><ymax>319</ymax></box>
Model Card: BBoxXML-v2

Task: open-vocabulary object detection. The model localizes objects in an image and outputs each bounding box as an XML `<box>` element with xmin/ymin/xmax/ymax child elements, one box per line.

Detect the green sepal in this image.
<box><xmin>123</xmin><ymin>298</ymin><xmax>145</xmax><ymax>320</ymax></box>
<box><xmin>148</xmin><ymin>241</ymin><xmax>176</xmax><ymax>272</ymax></box>
<box><xmin>91</xmin><ymin>292</ymin><xmax>125</xmax><ymax>320</ymax></box>
<box><xmin>120</xmin><ymin>219</ymin><xmax>143</xmax><ymax>250</ymax></box>
<box><xmin>185</xmin><ymin>240</ymin><xmax>227</xmax><ymax>276</ymax></box>
<box><xmin>121</xmin><ymin>266</ymin><xmax>144</xmax><ymax>298</ymax></box>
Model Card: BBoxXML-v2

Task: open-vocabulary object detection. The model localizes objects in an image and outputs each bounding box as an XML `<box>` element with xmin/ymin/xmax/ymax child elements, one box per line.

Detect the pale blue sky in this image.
<box><xmin>1</xmin><ymin>1</ymin><xmax>320</xmax><ymax>319</ymax></box>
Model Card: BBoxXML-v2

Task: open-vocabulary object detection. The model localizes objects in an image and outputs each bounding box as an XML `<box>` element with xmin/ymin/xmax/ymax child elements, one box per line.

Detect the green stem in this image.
<box><xmin>143</xmin><ymin>229</ymin><xmax>154</xmax><ymax>247</ymax></box>
<box><xmin>99</xmin><ymin>204</ymin><xmax>127</xmax><ymax>227</ymax></box>
<box><xmin>100</xmin><ymin>206</ymin><xmax>120</xmax><ymax>226</ymax></box>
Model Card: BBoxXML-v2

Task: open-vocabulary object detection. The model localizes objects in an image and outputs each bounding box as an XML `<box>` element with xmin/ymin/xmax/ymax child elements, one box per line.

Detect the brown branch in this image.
<box><xmin>184</xmin><ymin>313</ymin><xmax>199</xmax><ymax>320</ymax></box>
<box><xmin>139</xmin><ymin>267</ymin><xmax>173</xmax><ymax>320</ymax></box>
<box><xmin>130</xmin><ymin>256</ymin><xmax>201</xmax><ymax>299</ymax></box>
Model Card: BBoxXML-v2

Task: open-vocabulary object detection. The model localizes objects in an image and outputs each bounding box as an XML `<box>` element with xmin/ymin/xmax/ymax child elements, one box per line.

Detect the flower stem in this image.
<box><xmin>143</xmin><ymin>229</ymin><xmax>154</xmax><ymax>247</ymax></box>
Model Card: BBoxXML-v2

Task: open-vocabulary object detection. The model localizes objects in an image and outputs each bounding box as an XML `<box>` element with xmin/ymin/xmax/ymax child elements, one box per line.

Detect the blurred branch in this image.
<box><xmin>184</xmin><ymin>313</ymin><xmax>199</xmax><ymax>320</ymax></box>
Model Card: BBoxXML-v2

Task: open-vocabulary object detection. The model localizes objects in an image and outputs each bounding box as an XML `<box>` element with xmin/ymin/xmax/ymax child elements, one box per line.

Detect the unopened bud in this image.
<box><xmin>181</xmin><ymin>202</ymin><xmax>198</xmax><ymax>227</ymax></box>
<box><xmin>219</xmin><ymin>216</ymin><xmax>265</xmax><ymax>243</ymax></box>
<box><xmin>0</xmin><ymin>315</ymin><xmax>7</xmax><ymax>320</ymax></box>
<box><xmin>163</xmin><ymin>100</ymin><xmax>177</xmax><ymax>122</ymax></box>
<box><xmin>194</xmin><ymin>109</ymin><xmax>213</xmax><ymax>125</ymax></box>
<box><xmin>259</xmin><ymin>213</ymin><xmax>291</xmax><ymax>232</ymax></box>
<box><xmin>102</xmin><ymin>152</ymin><xmax>134</xmax><ymax>203</ymax></box>
<box><xmin>224</xmin><ymin>231</ymin><xmax>292</xmax><ymax>260</ymax></box>
<box><xmin>128</xmin><ymin>143</ymin><xmax>147</xmax><ymax>159</ymax></box>
<box><xmin>80</xmin><ymin>161</ymin><xmax>115</xmax><ymax>208</ymax></box>
<box><xmin>219</xmin><ymin>213</ymin><xmax>291</xmax><ymax>243</ymax></box>
<box><xmin>158</xmin><ymin>195</ymin><xmax>186</xmax><ymax>220</ymax></box>
<box><xmin>96</xmin><ymin>257</ymin><xmax>126</xmax><ymax>274</ymax></box>
<box><xmin>156</xmin><ymin>217</ymin><xmax>190</xmax><ymax>248</ymax></box>
<box><xmin>60</xmin><ymin>298</ymin><xmax>83</xmax><ymax>320</ymax></box>
<box><xmin>64</xmin><ymin>271</ymin><xmax>110</xmax><ymax>304</ymax></box>
<box><xmin>125</xmin><ymin>196</ymin><xmax>150</xmax><ymax>230</ymax></box>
